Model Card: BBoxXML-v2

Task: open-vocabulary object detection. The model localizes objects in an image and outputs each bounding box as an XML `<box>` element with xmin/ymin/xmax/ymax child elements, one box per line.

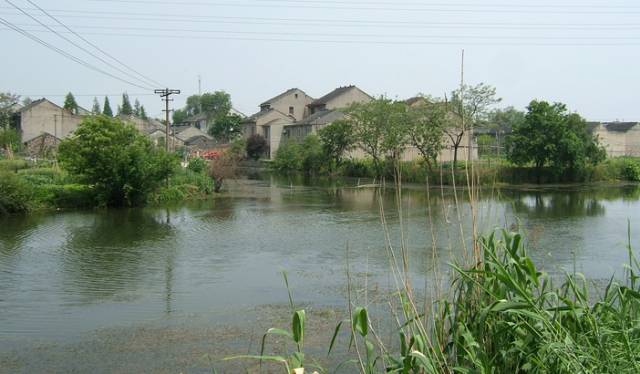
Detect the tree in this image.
<box><xmin>318</xmin><ymin>119</ymin><xmax>355</xmax><ymax>171</ymax></box>
<box><xmin>506</xmin><ymin>100</ymin><xmax>605</xmax><ymax>182</ymax></box>
<box><xmin>58</xmin><ymin>116</ymin><xmax>177</xmax><ymax>206</ymax></box>
<box><xmin>173</xmin><ymin>109</ymin><xmax>188</xmax><ymax>125</ymax></box>
<box><xmin>91</xmin><ymin>97</ymin><xmax>101</xmax><ymax>114</ymax></box>
<box><xmin>448</xmin><ymin>83</ymin><xmax>501</xmax><ymax>167</ymax></box>
<box><xmin>119</xmin><ymin>93</ymin><xmax>133</xmax><ymax>116</ymax></box>
<box><xmin>407</xmin><ymin>100</ymin><xmax>447</xmax><ymax>171</ymax></box>
<box><xmin>64</xmin><ymin>92</ymin><xmax>79</xmax><ymax>114</ymax></box>
<box><xmin>0</xmin><ymin>92</ymin><xmax>20</xmax><ymax>130</ymax></box>
<box><xmin>0</xmin><ymin>128</ymin><xmax>20</xmax><ymax>159</ymax></box>
<box><xmin>133</xmin><ymin>99</ymin><xmax>142</xmax><ymax>117</ymax></box>
<box><xmin>208</xmin><ymin>151</ymin><xmax>239</xmax><ymax>193</ymax></box>
<box><xmin>273</xmin><ymin>140</ymin><xmax>303</xmax><ymax>172</ymax></box>
<box><xmin>209</xmin><ymin>114</ymin><xmax>242</xmax><ymax>142</ymax></box>
<box><xmin>484</xmin><ymin>107</ymin><xmax>525</xmax><ymax>157</ymax></box>
<box><xmin>139</xmin><ymin>105</ymin><xmax>147</xmax><ymax>120</ymax></box>
<box><xmin>246</xmin><ymin>134</ymin><xmax>268</xmax><ymax>160</ymax></box>
<box><xmin>200</xmin><ymin>91</ymin><xmax>232</xmax><ymax>122</ymax></box>
<box><xmin>185</xmin><ymin>95</ymin><xmax>202</xmax><ymax>116</ymax></box>
<box><xmin>103</xmin><ymin>97</ymin><xmax>113</xmax><ymax>117</ymax></box>
<box><xmin>345</xmin><ymin>98</ymin><xmax>409</xmax><ymax>176</ymax></box>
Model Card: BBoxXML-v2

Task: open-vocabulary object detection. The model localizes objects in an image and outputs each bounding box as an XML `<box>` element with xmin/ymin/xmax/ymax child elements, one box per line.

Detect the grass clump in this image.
<box><xmin>0</xmin><ymin>171</ymin><xmax>33</xmax><ymax>214</ymax></box>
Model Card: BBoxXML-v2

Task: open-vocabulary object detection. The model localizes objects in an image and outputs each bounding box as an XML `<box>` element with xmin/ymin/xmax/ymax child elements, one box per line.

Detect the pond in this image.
<box><xmin>1</xmin><ymin>178</ymin><xmax>639</xmax><ymax>373</ymax></box>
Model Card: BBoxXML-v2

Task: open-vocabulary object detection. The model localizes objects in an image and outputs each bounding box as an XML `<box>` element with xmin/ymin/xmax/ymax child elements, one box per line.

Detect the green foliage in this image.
<box><xmin>187</xmin><ymin>157</ymin><xmax>207</xmax><ymax>174</ymax></box>
<box><xmin>507</xmin><ymin>100</ymin><xmax>606</xmax><ymax>181</ymax></box>
<box><xmin>273</xmin><ymin>136</ymin><xmax>326</xmax><ymax>175</ymax></box>
<box><xmin>119</xmin><ymin>93</ymin><xmax>133</xmax><ymax>116</ymax></box>
<box><xmin>58</xmin><ymin>116</ymin><xmax>178</xmax><ymax>206</ymax></box>
<box><xmin>0</xmin><ymin>91</ymin><xmax>20</xmax><ymax>129</ymax></box>
<box><xmin>246</xmin><ymin>134</ymin><xmax>268</xmax><ymax>161</ymax></box>
<box><xmin>228</xmin><ymin>137</ymin><xmax>246</xmax><ymax>160</ymax></box>
<box><xmin>173</xmin><ymin>108</ymin><xmax>188</xmax><ymax>125</ymax></box>
<box><xmin>91</xmin><ymin>97</ymin><xmax>101</xmax><ymax>114</ymax></box>
<box><xmin>0</xmin><ymin>128</ymin><xmax>21</xmax><ymax>156</ymax></box>
<box><xmin>0</xmin><ymin>159</ymin><xmax>29</xmax><ymax>172</ymax></box>
<box><xmin>200</xmin><ymin>91</ymin><xmax>232</xmax><ymax>122</ymax></box>
<box><xmin>209</xmin><ymin>114</ymin><xmax>242</xmax><ymax>142</ymax></box>
<box><xmin>407</xmin><ymin>100</ymin><xmax>448</xmax><ymax>169</ymax></box>
<box><xmin>102</xmin><ymin>97</ymin><xmax>113</xmax><ymax>117</ymax></box>
<box><xmin>63</xmin><ymin>92</ymin><xmax>78</xmax><ymax>114</ymax></box>
<box><xmin>318</xmin><ymin>119</ymin><xmax>355</xmax><ymax>170</ymax></box>
<box><xmin>0</xmin><ymin>171</ymin><xmax>33</xmax><ymax>214</ymax></box>
<box><xmin>36</xmin><ymin>184</ymin><xmax>96</xmax><ymax>209</ymax></box>
<box><xmin>603</xmin><ymin>157</ymin><xmax>640</xmax><ymax>182</ymax></box>
<box><xmin>486</xmin><ymin>106</ymin><xmax>525</xmax><ymax>133</ymax></box>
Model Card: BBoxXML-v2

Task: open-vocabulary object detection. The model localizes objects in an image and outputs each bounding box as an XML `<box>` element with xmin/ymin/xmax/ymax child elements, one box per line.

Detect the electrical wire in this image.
<box><xmin>23</xmin><ymin>0</ymin><xmax>164</xmax><ymax>87</ymax></box>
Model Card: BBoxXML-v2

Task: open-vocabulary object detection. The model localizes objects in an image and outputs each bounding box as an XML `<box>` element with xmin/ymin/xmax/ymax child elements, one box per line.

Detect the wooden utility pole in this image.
<box><xmin>154</xmin><ymin>88</ymin><xmax>181</xmax><ymax>152</ymax></box>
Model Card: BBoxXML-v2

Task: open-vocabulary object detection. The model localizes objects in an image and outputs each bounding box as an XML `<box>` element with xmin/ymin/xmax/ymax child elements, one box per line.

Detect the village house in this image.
<box><xmin>17</xmin><ymin>98</ymin><xmax>85</xmax><ymax>150</ymax></box>
<box><xmin>590</xmin><ymin>121</ymin><xmax>640</xmax><ymax>157</ymax></box>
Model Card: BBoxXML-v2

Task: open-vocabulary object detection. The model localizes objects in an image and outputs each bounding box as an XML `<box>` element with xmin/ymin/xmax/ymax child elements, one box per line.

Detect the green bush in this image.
<box><xmin>0</xmin><ymin>171</ymin><xmax>33</xmax><ymax>214</ymax></box>
<box><xmin>273</xmin><ymin>141</ymin><xmax>304</xmax><ymax>172</ymax></box>
<box><xmin>187</xmin><ymin>157</ymin><xmax>207</xmax><ymax>174</ymax></box>
<box><xmin>35</xmin><ymin>184</ymin><xmax>96</xmax><ymax>209</ymax></box>
<box><xmin>58</xmin><ymin>116</ymin><xmax>178</xmax><ymax>207</ymax></box>
<box><xmin>0</xmin><ymin>159</ymin><xmax>29</xmax><ymax>172</ymax></box>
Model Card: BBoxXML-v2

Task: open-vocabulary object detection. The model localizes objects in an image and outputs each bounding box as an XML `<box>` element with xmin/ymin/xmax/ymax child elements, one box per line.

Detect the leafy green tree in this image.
<box><xmin>209</xmin><ymin>114</ymin><xmax>242</xmax><ymax>142</ymax></box>
<box><xmin>91</xmin><ymin>97</ymin><xmax>101</xmax><ymax>114</ymax></box>
<box><xmin>246</xmin><ymin>134</ymin><xmax>268</xmax><ymax>160</ymax></box>
<box><xmin>139</xmin><ymin>105</ymin><xmax>147</xmax><ymax>120</ymax></box>
<box><xmin>119</xmin><ymin>93</ymin><xmax>133</xmax><ymax>116</ymax></box>
<box><xmin>102</xmin><ymin>97</ymin><xmax>113</xmax><ymax>117</ymax></box>
<box><xmin>0</xmin><ymin>92</ymin><xmax>20</xmax><ymax>130</ymax></box>
<box><xmin>185</xmin><ymin>95</ymin><xmax>202</xmax><ymax>116</ymax></box>
<box><xmin>173</xmin><ymin>109</ymin><xmax>188</xmax><ymax>125</ymax></box>
<box><xmin>407</xmin><ymin>100</ymin><xmax>447</xmax><ymax>171</ymax></box>
<box><xmin>346</xmin><ymin>98</ymin><xmax>409</xmax><ymax>176</ymax></box>
<box><xmin>0</xmin><ymin>128</ymin><xmax>20</xmax><ymax>159</ymax></box>
<box><xmin>201</xmin><ymin>91</ymin><xmax>232</xmax><ymax>122</ymax></box>
<box><xmin>301</xmin><ymin>135</ymin><xmax>325</xmax><ymax>175</ymax></box>
<box><xmin>318</xmin><ymin>119</ymin><xmax>355</xmax><ymax>171</ymax></box>
<box><xmin>448</xmin><ymin>83</ymin><xmax>501</xmax><ymax>167</ymax></box>
<box><xmin>133</xmin><ymin>99</ymin><xmax>141</xmax><ymax>117</ymax></box>
<box><xmin>64</xmin><ymin>92</ymin><xmax>79</xmax><ymax>114</ymax></box>
<box><xmin>58</xmin><ymin>116</ymin><xmax>177</xmax><ymax>206</ymax></box>
<box><xmin>506</xmin><ymin>100</ymin><xmax>605</xmax><ymax>182</ymax></box>
<box><xmin>273</xmin><ymin>140</ymin><xmax>303</xmax><ymax>172</ymax></box>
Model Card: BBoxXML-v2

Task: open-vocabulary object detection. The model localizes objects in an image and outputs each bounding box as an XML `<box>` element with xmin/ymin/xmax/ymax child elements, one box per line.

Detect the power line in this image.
<box><xmin>6</xmin><ymin>23</ymin><xmax>639</xmax><ymax>40</ymax></box>
<box><xmin>2</xmin><ymin>8</ymin><xmax>638</xmax><ymax>29</ymax></box>
<box><xmin>85</xmin><ymin>0</ymin><xmax>640</xmax><ymax>14</ymax></box>
<box><xmin>22</xmin><ymin>0</ymin><xmax>164</xmax><ymax>88</ymax></box>
<box><xmin>4</xmin><ymin>27</ymin><xmax>639</xmax><ymax>46</ymax></box>
<box><xmin>5</xmin><ymin>0</ymin><xmax>156</xmax><ymax>89</ymax></box>
<box><xmin>0</xmin><ymin>16</ymin><xmax>153</xmax><ymax>90</ymax></box>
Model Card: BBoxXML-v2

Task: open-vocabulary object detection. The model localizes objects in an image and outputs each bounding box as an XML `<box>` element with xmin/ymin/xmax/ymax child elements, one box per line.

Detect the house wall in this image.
<box><xmin>25</xmin><ymin>134</ymin><xmax>60</xmax><ymax>157</ymax></box>
<box><xmin>264</xmin><ymin>119</ymin><xmax>290</xmax><ymax>159</ymax></box>
<box><xmin>624</xmin><ymin>127</ymin><xmax>640</xmax><ymax>156</ymax></box>
<box><xmin>264</xmin><ymin>89</ymin><xmax>313</xmax><ymax>121</ymax></box>
<box><xmin>323</xmin><ymin>87</ymin><xmax>373</xmax><ymax>111</ymax></box>
<box><xmin>20</xmin><ymin>101</ymin><xmax>84</xmax><ymax>142</ymax></box>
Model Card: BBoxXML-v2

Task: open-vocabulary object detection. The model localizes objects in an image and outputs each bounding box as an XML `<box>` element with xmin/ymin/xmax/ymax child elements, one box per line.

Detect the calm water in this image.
<box><xmin>1</xmin><ymin>178</ymin><xmax>639</xmax><ymax>370</ymax></box>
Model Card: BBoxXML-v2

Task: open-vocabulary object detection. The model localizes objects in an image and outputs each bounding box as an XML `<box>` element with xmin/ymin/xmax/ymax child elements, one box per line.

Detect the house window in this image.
<box><xmin>295</xmin><ymin>93</ymin><xmax>299</xmax><ymax>99</ymax></box>
<box><xmin>289</xmin><ymin>106</ymin><xmax>294</xmax><ymax>115</ymax></box>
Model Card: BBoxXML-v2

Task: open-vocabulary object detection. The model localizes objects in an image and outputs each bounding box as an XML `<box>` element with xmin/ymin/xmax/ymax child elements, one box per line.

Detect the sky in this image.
<box><xmin>1</xmin><ymin>0</ymin><xmax>639</xmax><ymax>121</ymax></box>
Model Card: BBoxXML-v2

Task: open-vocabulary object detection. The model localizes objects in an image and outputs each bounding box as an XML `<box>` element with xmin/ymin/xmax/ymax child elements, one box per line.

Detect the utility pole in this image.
<box><xmin>198</xmin><ymin>75</ymin><xmax>202</xmax><ymax>96</ymax></box>
<box><xmin>154</xmin><ymin>88</ymin><xmax>180</xmax><ymax>152</ymax></box>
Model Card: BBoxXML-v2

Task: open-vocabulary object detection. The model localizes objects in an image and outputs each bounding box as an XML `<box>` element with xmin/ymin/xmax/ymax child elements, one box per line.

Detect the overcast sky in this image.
<box><xmin>1</xmin><ymin>0</ymin><xmax>639</xmax><ymax>121</ymax></box>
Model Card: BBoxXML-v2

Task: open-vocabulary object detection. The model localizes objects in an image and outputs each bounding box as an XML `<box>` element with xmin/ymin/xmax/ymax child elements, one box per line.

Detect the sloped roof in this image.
<box><xmin>23</xmin><ymin>131</ymin><xmax>62</xmax><ymax>143</ymax></box>
<box><xmin>243</xmin><ymin>108</ymin><xmax>293</xmax><ymax>123</ymax></box>
<box><xmin>260</xmin><ymin>88</ymin><xmax>309</xmax><ymax>106</ymax></box>
<box><xmin>586</xmin><ymin>122</ymin><xmax>602</xmax><ymax>133</ymax></box>
<box><xmin>308</xmin><ymin>85</ymin><xmax>372</xmax><ymax>108</ymax></box>
<box><xmin>19</xmin><ymin>98</ymin><xmax>54</xmax><ymax>112</ymax></box>
<box><xmin>174</xmin><ymin>126</ymin><xmax>213</xmax><ymax>141</ymax></box>
<box><xmin>291</xmin><ymin>109</ymin><xmax>345</xmax><ymax>126</ymax></box>
<box><xmin>405</xmin><ymin>96</ymin><xmax>427</xmax><ymax>106</ymax></box>
<box><xmin>604</xmin><ymin>122</ymin><xmax>639</xmax><ymax>132</ymax></box>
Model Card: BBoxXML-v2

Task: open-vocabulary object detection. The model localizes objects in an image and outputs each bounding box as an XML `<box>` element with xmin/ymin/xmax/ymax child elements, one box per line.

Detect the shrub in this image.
<box><xmin>246</xmin><ymin>134</ymin><xmax>268</xmax><ymax>160</ymax></box>
<box><xmin>622</xmin><ymin>159</ymin><xmax>640</xmax><ymax>181</ymax></box>
<box><xmin>0</xmin><ymin>171</ymin><xmax>33</xmax><ymax>214</ymax></box>
<box><xmin>187</xmin><ymin>157</ymin><xmax>207</xmax><ymax>174</ymax></box>
<box><xmin>0</xmin><ymin>159</ymin><xmax>29</xmax><ymax>172</ymax></box>
<box><xmin>36</xmin><ymin>184</ymin><xmax>96</xmax><ymax>209</ymax></box>
<box><xmin>273</xmin><ymin>141</ymin><xmax>303</xmax><ymax>172</ymax></box>
<box><xmin>58</xmin><ymin>116</ymin><xmax>178</xmax><ymax>207</ymax></box>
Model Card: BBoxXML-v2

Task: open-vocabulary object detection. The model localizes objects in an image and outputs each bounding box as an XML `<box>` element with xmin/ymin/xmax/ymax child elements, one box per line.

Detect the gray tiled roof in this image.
<box><xmin>291</xmin><ymin>109</ymin><xmax>344</xmax><ymax>126</ymax></box>
<box><xmin>309</xmin><ymin>86</ymin><xmax>371</xmax><ymax>107</ymax></box>
<box><xmin>604</xmin><ymin>122</ymin><xmax>639</xmax><ymax>132</ymax></box>
<box><xmin>260</xmin><ymin>88</ymin><xmax>308</xmax><ymax>106</ymax></box>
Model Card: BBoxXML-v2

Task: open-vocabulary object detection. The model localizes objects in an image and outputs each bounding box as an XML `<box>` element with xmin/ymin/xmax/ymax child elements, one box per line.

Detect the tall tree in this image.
<box><xmin>209</xmin><ymin>114</ymin><xmax>242</xmax><ymax>142</ymax></box>
<box><xmin>506</xmin><ymin>100</ymin><xmax>605</xmax><ymax>182</ymax></box>
<box><xmin>64</xmin><ymin>92</ymin><xmax>79</xmax><ymax>114</ymax></box>
<box><xmin>346</xmin><ymin>98</ymin><xmax>409</xmax><ymax>176</ymax></box>
<box><xmin>120</xmin><ymin>93</ymin><xmax>133</xmax><ymax>116</ymax></box>
<box><xmin>173</xmin><ymin>109</ymin><xmax>188</xmax><ymax>124</ymax></box>
<box><xmin>447</xmin><ymin>83</ymin><xmax>501</xmax><ymax>167</ymax></box>
<box><xmin>139</xmin><ymin>105</ymin><xmax>147</xmax><ymax>120</ymax></box>
<box><xmin>407</xmin><ymin>100</ymin><xmax>448</xmax><ymax>171</ymax></box>
<box><xmin>200</xmin><ymin>91</ymin><xmax>232</xmax><ymax>122</ymax></box>
<box><xmin>91</xmin><ymin>97</ymin><xmax>101</xmax><ymax>114</ymax></box>
<box><xmin>133</xmin><ymin>99</ymin><xmax>142</xmax><ymax>117</ymax></box>
<box><xmin>317</xmin><ymin>119</ymin><xmax>355</xmax><ymax>171</ymax></box>
<box><xmin>0</xmin><ymin>92</ymin><xmax>20</xmax><ymax>129</ymax></box>
<box><xmin>102</xmin><ymin>97</ymin><xmax>113</xmax><ymax>117</ymax></box>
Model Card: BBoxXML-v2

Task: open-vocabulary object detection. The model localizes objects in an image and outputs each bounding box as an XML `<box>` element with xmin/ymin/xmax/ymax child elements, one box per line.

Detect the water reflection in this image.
<box><xmin>61</xmin><ymin>209</ymin><xmax>175</xmax><ymax>303</ymax></box>
<box><xmin>510</xmin><ymin>191</ymin><xmax>606</xmax><ymax>218</ymax></box>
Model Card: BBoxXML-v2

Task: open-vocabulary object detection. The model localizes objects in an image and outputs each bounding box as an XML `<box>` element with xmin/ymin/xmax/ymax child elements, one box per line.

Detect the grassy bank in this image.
<box><xmin>270</xmin><ymin>156</ymin><xmax>640</xmax><ymax>186</ymax></box>
<box><xmin>0</xmin><ymin>158</ymin><xmax>214</xmax><ymax>214</ymax></box>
